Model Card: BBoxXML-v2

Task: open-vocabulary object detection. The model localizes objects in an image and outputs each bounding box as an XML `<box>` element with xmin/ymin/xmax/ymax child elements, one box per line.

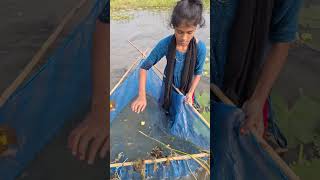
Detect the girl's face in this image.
<box><xmin>174</xmin><ymin>23</ymin><xmax>197</xmax><ymax>47</ymax></box>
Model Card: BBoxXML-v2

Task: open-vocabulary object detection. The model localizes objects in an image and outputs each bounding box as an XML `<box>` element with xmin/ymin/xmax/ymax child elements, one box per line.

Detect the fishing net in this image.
<box><xmin>110</xmin><ymin>61</ymin><xmax>210</xmax><ymax>179</ymax></box>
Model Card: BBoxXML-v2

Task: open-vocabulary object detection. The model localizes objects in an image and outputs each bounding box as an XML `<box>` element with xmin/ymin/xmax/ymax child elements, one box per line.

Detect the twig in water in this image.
<box><xmin>138</xmin><ymin>130</ymin><xmax>210</xmax><ymax>174</ymax></box>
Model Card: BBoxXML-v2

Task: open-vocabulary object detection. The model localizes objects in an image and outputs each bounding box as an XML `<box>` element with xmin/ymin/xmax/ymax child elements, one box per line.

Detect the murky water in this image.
<box><xmin>111</xmin><ymin>96</ymin><xmax>202</xmax><ymax>162</ymax></box>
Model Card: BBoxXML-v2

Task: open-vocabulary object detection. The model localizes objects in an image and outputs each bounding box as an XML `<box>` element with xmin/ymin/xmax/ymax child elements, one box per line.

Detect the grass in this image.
<box><xmin>111</xmin><ymin>12</ymin><xmax>134</xmax><ymax>21</ymax></box>
<box><xmin>111</xmin><ymin>0</ymin><xmax>210</xmax><ymax>11</ymax></box>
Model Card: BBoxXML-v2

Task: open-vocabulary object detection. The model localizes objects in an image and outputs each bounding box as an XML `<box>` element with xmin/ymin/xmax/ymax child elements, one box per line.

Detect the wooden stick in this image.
<box><xmin>110</xmin><ymin>153</ymin><xmax>209</xmax><ymax>168</ymax></box>
<box><xmin>110</xmin><ymin>48</ymin><xmax>149</xmax><ymax>95</ymax></box>
<box><xmin>210</xmin><ymin>83</ymin><xmax>300</xmax><ymax>180</ymax></box>
<box><xmin>0</xmin><ymin>0</ymin><xmax>89</xmax><ymax>107</ymax></box>
<box><xmin>210</xmin><ymin>83</ymin><xmax>234</xmax><ymax>105</ymax></box>
<box><xmin>138</xmin><ymin>130</ymin><xmax>210</xmax><ymax>173</ymax></box>
<box><xmin>127</xmin><ymin>41</ymin><xmax>210</xmax><ymax>128</ymax></box>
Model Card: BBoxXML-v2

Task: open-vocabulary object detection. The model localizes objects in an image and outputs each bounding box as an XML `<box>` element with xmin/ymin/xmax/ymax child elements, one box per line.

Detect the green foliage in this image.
<box><xmin>291</xmin><ymin>159</ymin><xmax>320</xmax><ymax>180</ymax></box>
<box><xmin>197</xmin><ymin>92</ymin><xmax>210</xmax><ymax>107</ymax></box>
<box><xmin>301</xmin><ymin>33</ymin><xmax>313</xmax><ymax>42</ymax></box>
<box><xmin>111</xmin><ymin>11</ymin><xmax>134</xmax><ymax>21</ymax></box>
<box><xmin>196</xmin><ymin>91</ymin><xmax>210</xmax><ymax>123</ymax></box>
<box><xmin>298</xmin><ymin>6</ymin><xmax>320</xmax><ymax>50</ymax></box>
<box><xmin>111</xmin><ymin>0</ymin><xmax>210</xmax><ymax>11</ymax></box>
<box><xmin>271</xmin><ymin>93</ymin><xmax>320</xmax><ymax>148</ymax></box>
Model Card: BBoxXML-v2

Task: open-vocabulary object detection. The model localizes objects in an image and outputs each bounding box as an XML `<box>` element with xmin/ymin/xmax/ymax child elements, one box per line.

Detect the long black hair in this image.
<box><xmin>170</xmin><ymin>0</ymin><xmax>205</xmax><ymax>28</ymax></box>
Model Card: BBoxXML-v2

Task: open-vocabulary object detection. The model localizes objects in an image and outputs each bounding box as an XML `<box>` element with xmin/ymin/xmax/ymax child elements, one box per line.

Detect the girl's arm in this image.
<box><xmin>185</xmin><ymin>75</ymin><xmax>201</xmax><ymax>104</ymax></box>
<box><xmin>91</xmin><ymin>21</ymin><xmax>108</xmax><ymax>112</ymax></box>
<box><xmin>131</xmin><ymin>69</ymin><xmax>148</xmax><ymax>113</ymax></box>
<box><xmin>131</xmin><ymin>36</ymin><xmax>169</xmax><ymax>113</ymax></box>
<box><xmin>68</xmin><ymin>20</ymin><xmax>109</xmax><ymax>165</ymax></box>
<box><xmin>241</xmin><ymin>42</ymin><xmax>290</xmax><ymax>137</ymax></box>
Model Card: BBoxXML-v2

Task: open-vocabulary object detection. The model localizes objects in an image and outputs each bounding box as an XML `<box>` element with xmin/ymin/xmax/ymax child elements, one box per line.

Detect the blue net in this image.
<box><xmin>212</xmin><ymin>102</ymin><xmax>289</xmax><ymax>180</ymax></box>
<box><xmin>110</xmin><ymin>61</ymin><xmax>210</xmax><ymax>179</ymax></box>
<box><xmin>0</xmin><ymin>1</ymin><xmax>105</xmax><ymax>179</ymax></box>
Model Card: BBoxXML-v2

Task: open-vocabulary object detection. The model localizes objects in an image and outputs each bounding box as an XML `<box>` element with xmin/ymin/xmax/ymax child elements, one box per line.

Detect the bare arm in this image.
<box><xmin>138</xmin><ymin>69</ymin><xmax>147</xmax><ymax>97</ymax></box>
<box><xmin>251</xmin><ymin>43</ymin><xmax>290</xmax><ymax>105</ymax></box>
<box><xmin>188</xmin><ymin>75</ymin><xmax>201</xmax><ymax>95</ymax></box>
<box><xmin>185</xmin><ymin>75</ymin><xmax>201</xmax><ymax>104</ymax></box>
<box><xmin>68</xmin><ymin>20</ymin><xmax>109</xmax><ymax>164</ymax></box>
<box><xmin>241</xmin><ymin>42</ymin><xmax>291</xmax><ymax>136</ymax></box>
<box><xmin>131</xmin><ymin>69</ymin><xmax>148</xmax><ymax>113</ymax></box>
<box><xmin>92</xmin><ymin>20</ymin><xmax>108</xmax><ymax>111</ymax></box>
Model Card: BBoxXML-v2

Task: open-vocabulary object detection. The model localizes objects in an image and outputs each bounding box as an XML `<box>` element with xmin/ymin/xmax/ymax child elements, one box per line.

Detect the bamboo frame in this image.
<box><xmin>210</xmin><ymin>83</ymin><xmax>300</xmax><ymax>180</ymax></box>
<box><xmin>110</xmin><ymin>153</ymin><xmax>209</xmax><ymax>168</ymax></box>
<box><xmin>110</xmin><ymin>48</ymin><xmax>149</xmax><ymax>95</ymax></box>
<box><xmin>0</xmin><ymin>0</ymin><xmax>89</xmax><ymax>107</ymax></box>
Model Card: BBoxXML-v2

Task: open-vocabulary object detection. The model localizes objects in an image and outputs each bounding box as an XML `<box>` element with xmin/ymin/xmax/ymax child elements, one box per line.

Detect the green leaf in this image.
<box><xmin>196</xmin><ymin>92</ymin><xmax>210</xmax><ymax>108</ymax></box>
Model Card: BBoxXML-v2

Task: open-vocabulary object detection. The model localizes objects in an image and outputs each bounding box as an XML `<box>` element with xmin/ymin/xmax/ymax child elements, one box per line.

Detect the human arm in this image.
<box><xmin>68</xmin><ymin>15</ymin><xmax>109</xmax><ymax>164</ymax></box>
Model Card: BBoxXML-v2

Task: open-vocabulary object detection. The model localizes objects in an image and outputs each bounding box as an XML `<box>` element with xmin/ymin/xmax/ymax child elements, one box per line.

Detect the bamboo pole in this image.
<box><xmin>110</xmin><ymin>48</ymin><xmax>149</xmax><ymax>95</ymax></box>
<box><xmin>210</xmin><ymin>83</ymin><xmax>300</xmax><ymax>180</ymax></box>
<box><xmin>110</xmin><ymin>153</ymin><xmax>209</xmax><ymax>168</ymax></box>
<box><xmin>0</xmin><ymin>0</ymin><xmax>89</xmax><ymax>107</ymax></box>
<box><xmin>127</xmin><ymin>41</ymin><xmax>210</xmax><ymax>128</ymax></box>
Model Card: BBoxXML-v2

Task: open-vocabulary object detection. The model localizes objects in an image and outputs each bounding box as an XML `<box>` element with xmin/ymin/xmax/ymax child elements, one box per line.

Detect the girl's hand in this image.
<box><xmin>184</xmin><ymin>92</ymin><xmax>193</xmax><ymax>105</ymax></box>
<box><xmin>240</xmin><ymin>99</ymin><xmax>264</xmax><ymax>137</ymax></box>
<box><xmin>131</xmin><ymin>95</ymin><xmax>147</xmax><ymax>113</ymax></box>
<box><xmin>68</xmin><ymin>109</ymin><xmax>109</xmax><ymax>165</ymax></box>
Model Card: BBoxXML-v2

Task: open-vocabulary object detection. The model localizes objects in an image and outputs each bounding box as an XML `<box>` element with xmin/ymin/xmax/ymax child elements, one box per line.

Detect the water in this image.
<box><xmin>110</xmin><ymin>96</ymin><xmax>202</xmax><ymax>162</ymax></box>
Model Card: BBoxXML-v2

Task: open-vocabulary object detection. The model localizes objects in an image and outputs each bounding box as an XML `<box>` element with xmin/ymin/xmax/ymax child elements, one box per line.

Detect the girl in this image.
<box><xmin>131</xmin><ymin>0</ymin><xmax>207</xmax><ymax>114</ymax></box>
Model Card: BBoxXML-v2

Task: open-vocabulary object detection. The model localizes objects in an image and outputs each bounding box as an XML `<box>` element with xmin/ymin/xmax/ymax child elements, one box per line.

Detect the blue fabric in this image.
<box><xmin>0</xmin><ymin>1</ymin><xmax>105</xmax><ymax>179</ymax></box>
<box><xmin>212</xmin><ymin>102</ymin><xmax>288</xmax><ymax>180</ymax></box>
<box><xmin>110</xmin><ymin>60</ymin><xmax>210</xmax><ymax>179</ymax></box>
<box><xmin>98</xmin><ymin>0</ymin><xmax>109</xmax><ymax>23</ymax></box>
<box><xmin>211</xmin><ymin>0</ymin><xmax>302</xmax><ymax>87</ymax></box>
<box><xmin>270</xmin><ymin>0</ymin><xmax>302</xmax><ymax>42</ymax></box>
<box><xmin>169</xmin><ymin>90</ymin><xmax>210</xmax><ymax>149</ymax></box>
<box><xmin>140</xmin><ymin>35</ymin><xmax>207</xmax><ymax>88</ymax></box>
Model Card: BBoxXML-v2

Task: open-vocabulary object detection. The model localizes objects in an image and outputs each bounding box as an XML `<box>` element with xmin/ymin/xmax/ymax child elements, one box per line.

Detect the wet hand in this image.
<box><xmin>68</xmin><ymin>110</ymin><xmax>109</xmax><ymax>165</ymax></box>
<box><xmin>184</xmin><ymin>92</ymin><xmax>193</xmax><ymax>105</ymax></box>
<box><xmin>131</xmin><ymin>95</ymin><xmax>147</xmax><ymax>113</ymax></box>
<box><xmin>240</xmin><ymin>99</ymin><xmax>264</xmax><ymax>137</ymax></box>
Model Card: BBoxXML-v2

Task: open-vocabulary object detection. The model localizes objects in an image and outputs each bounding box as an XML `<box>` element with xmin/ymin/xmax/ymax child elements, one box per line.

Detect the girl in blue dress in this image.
<box><xmin>131</xmin><ymin>0</ymin><xmax>207</xmax><ymax>114</ymax></box>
